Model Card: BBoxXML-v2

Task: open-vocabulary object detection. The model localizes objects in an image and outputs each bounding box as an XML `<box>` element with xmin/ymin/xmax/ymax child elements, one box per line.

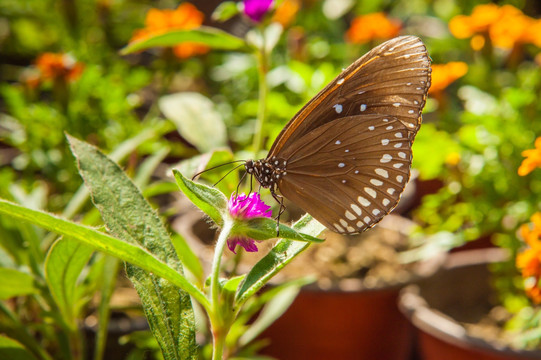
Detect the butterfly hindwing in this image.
<box><xmin>277</xmin><ymin>115</ymin><xmax>412</xmax><ymax>234</ymax></box>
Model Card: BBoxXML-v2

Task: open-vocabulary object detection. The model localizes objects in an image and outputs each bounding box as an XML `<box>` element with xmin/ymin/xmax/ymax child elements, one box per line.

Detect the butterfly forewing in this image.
<box><xmin>268</xmin><ymin>36</ymin><xmax>431</xmax><ymax>157</ymax></box>
<box><xmin>278</xmin><ymin>115</ymin><xmax>412</xmax><ymax>234</ymax></box>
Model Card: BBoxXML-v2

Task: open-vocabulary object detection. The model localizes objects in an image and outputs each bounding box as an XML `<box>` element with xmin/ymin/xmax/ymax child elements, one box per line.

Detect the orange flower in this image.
<box><xmin>129</xmin><ymin>3</ymin><xmax>209</xmax><ymax>59</ymax></box>
<box><xmin>517</xmin><ymin>213</ymin><xmax>541</xmax><ymax>304</ymax></box>
<box><xmin>449</xmin><ymin>4</ymin><xmax>539</xmax><ymax>50</ymax></box>
<box><xmin>346</xmin><ymin>13</ymin><xmax>401</xmax><ymax>45</ymax></box>
<box><xmin>518</xmin><ymin>137</ymin><xmax>541</xmax><ymax>176</ymax></box>
<box><xmin>428</xmin><ymin>62</ymin><xmax>468</xmax><ymax>94</ymax></box>
<box><xmin>35</xmin><ymin>53</ymin><xmax>84</xmax><ymax>82</ymax></box>
<box><xmin>272</xmin><ymin>0</ymin><xmax>300</xmax><ymax>27</ymax></box>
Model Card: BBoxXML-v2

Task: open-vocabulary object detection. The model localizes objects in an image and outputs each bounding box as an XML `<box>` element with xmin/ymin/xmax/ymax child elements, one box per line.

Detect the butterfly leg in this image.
<box><xmin>270</xmin><ymin>190</ymin><xmax>285</xmax><ymax>236</ymax></box>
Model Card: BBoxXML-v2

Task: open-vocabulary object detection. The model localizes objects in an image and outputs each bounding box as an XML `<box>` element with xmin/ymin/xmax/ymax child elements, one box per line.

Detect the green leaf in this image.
<box><xmin>94</xmin><ymin>256</ymin><xmax>120</xmax><ymax>360</ymax></box>
<box><xmin>237</xmin><ymin>217</ymin><xmax>324</xmax><ymax>243</ymax></box>
<box><xmin>67</xmin><ymin>135</ymin><xmax>197</xmax><ymax>360</ymax></box>
<box><xmin>235</xmin><ymin>214</ymin><xmax>325</xmax><ymax>306</ymax></box>
<box><xmin>159</xmin><ymin>92</ymin><xmax>227</xmax><ymax>152</ymax></box>
<box><xmin>0</xmin><ymin>335</ymin><xmax>37</xmax><ymax>360</ymax></box>
<box><xmin>211</xmin><ymin>1</ymin><xmax>240</xmax><ymax>22</ymax></box>
<box><xmin>45</xmin><ymin>238</ymin><xmax>94</xmax><ymax>327</ymax></box>
<box><xmin>173</xmin><ymin>169</ymin><xmax>228</xmax><ymax>226</ymax></box>
<box><xmin>238</xmin><ymin>283</ymin><xmax>302</xmax><ymax>346</ymax></box>
<box><xmin>0</xmin><ymin>198</ymin><xmax>207</xmax><ymax>308</ymax></box>
<box><xmin>0</xmin><ymin>268</ymin><xmax>38</xmax><ymax>300</ymax></box>
<box><xmin>120</xmin><ymin>26</ymin><xmax>247</xmax><ymax>55</ymax></box>
<box><xmin>171</xmin><ymin>233</ymin><xmax>204</xmax><ymax>284</ymax></box>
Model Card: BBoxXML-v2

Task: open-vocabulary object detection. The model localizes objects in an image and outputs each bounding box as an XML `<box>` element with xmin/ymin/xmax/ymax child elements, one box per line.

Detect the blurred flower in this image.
<box><xmin>449</xmin><ymin>4</ymin><xmax>539</xmax><ymax>50</ymax></box>
<box><xmin>129</xmin><ymin>3</ymin><xmax>209</xmax><ymax>59</ymax></box>
<box><xmin>428</xmin><ymin>62</ymin><xmax>468</xmax><ymax>94</ymax></box>
<box><xmin>518</xmin><ymin>137</ymin><xmax>541</xmax><ymax>176</ymax></box>
<box><xmin>272</xmin><ymin>0</ymin><xmax>300</xmax><ymax>27</ymax></box>
<box><xmin>346</xmin><ymin>12</ymin><xmax>401</xmax><ymax>45</ymax></box>
<box><xmin>243</xmin><ymin>0</ymin><xmax>274</xmax><ymax>23</ymax></box>
<box><xmin>517</xmin><ymin>213</ymin><xmax>541</xmax><ymax>304</ymax></box>
<box><xmin>34</xmin><ymin>53</ymin><xmax>84</xmax><ymax>83</ymax></box>
<box><xmin>227</xmin><ymin>193</ymin><xmax>272</xmax><ymax>253</ymax></box>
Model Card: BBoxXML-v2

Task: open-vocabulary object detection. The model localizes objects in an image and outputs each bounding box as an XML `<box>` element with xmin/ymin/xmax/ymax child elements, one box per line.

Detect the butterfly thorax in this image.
<box><xmin>245</xmin><ymin>157</ymin><xmax>288</xmax><ymax>189</ymax></box>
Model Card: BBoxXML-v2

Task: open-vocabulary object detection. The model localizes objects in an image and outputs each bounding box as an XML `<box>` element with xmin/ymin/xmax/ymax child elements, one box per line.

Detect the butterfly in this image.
<box><xmin>243</xmin><ymin>36</ymin><xmax>431</xmax><ymax>235</ymax></box>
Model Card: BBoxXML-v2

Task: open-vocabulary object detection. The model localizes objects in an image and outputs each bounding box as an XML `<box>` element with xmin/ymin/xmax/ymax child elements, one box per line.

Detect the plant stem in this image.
<box><xmin>252</xmin><ymin>38</ymin><xmax>269</xmax><ymax>154</ymax></box>
<box><xmin>209</xmin><ymin>218</ymin><xmax>234</xmax><ymax>359</ymax></box>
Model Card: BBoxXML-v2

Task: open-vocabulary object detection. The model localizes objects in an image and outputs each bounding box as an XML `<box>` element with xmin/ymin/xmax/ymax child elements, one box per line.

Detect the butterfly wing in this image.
<box><xmin>268</xmin><ymin>36</ymin><xmax>431</xmax><ymax>157</ymax></box>
<box><xmin>277</xmin><ymin>115</ymin><xmax>412</xmax><ymax>234</ymax></box>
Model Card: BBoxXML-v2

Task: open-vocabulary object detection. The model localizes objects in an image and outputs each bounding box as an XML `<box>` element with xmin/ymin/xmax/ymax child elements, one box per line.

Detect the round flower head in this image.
<box><xmin>243</xmin><ymin>0</ymin><xmax>274</xmax><ymax>23</ymax></box>
<box><xmin>227</xmin><ymin>192</ymin><xmax>272</xmax><ymax>254</ymax></box>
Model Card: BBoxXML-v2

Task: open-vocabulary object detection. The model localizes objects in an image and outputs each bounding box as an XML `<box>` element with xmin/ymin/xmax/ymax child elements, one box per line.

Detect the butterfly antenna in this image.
<box><xmin>212</xmin><ymin>163</ymin><xmax>245</xmax><ymax>187</ymax></box>
<box><xmin>191</xmin><ymin>160</ymin><xmax>245</xmax><ymax>181</ymax></box>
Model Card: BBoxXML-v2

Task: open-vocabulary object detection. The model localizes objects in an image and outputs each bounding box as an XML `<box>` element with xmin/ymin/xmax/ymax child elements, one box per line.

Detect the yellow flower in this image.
<box><xmin>346</xmin><ymin>13</ymin><xmax>401</xmax><ymax>45</ymax></box>
<box><xmin>518</xmin><ymin>137</ymin><xmax>541</xmax><ymax>176</ymax></box>
<box><xmin>428</xmin><ymin>62</ymin><xmax>468</xmax><ymax>94</ymax></box>
<box><xmin>449</xmin><ymin>4</ymin><xmax>539</xmax><ymax>50</ymax></box>
<box><xmin>517</xmin><ymin>213</ymin><xmax>541</xmax><ymax>304</ymax></box>
<box><xmin>129</xmin><ymin>3</ymin><xmax>209</xmax><ymax>59</ymax></box>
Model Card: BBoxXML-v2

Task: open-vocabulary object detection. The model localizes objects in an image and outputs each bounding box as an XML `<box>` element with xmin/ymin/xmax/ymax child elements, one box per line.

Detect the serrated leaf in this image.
<box><xmin>67</xmin><ymin>135</ymin><xmax>197</xmax><ymax>360</ymax></box>
<box><xmin>45</xmin><ymin>238</ymin><xmax>93</xmax><ymax>327</ymax></box>
<box><xmin>173</xmin><ymin>169</ymin><xmax>228</xmax><ymax>226</ymax></box>
<box><xmin>0</xmin><ymin>268</ymin><xmax>38</xmax><ymax>300</ymax></box>
<box><xmin>0</xmin><ymin>198</ymin><xmax>206</xmax><ymax>307</ymax></box>
<box><xmin>235</xmin><ymin>215</ymin><xmax>325</xmax><ymax>306</ymax></box>
<box><xmin>120</xmin><ymin>26</ymin><xmax>247</xmax><ymax>55</ymax></box>
<box><xmin>0</xmin><ymin>335</ymin><xmax>37</xmax><ymax>360</ymax></box>
<box><xmin>159</xmin><ymin>92</ymin><xmax>227</xmax><ymax>152</ymax></box>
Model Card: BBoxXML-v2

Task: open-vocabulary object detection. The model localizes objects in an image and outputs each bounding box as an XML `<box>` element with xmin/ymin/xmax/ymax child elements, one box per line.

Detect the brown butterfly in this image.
<box><xmin>244</xmin><ymin>36</ymin><xmax>431</xmax><ymax>234</ymax></box>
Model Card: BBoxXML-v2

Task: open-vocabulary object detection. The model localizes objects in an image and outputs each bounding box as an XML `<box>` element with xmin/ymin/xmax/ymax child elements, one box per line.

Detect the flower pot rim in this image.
<box><xmin>398</xmin><ymin>249</ymin><xmax>541</xmax><ymax>359</ymax></box>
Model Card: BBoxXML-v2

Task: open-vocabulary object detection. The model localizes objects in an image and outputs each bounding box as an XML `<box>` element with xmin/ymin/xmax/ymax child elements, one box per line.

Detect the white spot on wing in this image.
<box><xmin>375</xmin><ymin>168</ymin><xmax>389</xmax><ymax>178</ymax></box>
<box><xmin>333</xmin><ymin>104</ymin><xmax>343</xmax><ymax>113</ymax></box>
<box><xmin>365</xmin><ymin>187</ymin><xmax>377</xmax><ymax>198</ymax></box>
<box><xmin>370</xmin><ymin>179</ymin><xmax>383</xmax><ymax>186</ymax></box>
<box><xmin>334</xmin><ymin>223</ymin><xmax>344</xmax><ymax>232</ymax></box>
<box><xmin>345</xmin><ymin>211</ymin><xmax>356</xmax><ymax>220</ymax></box>
<box><xmin>381</xmin><ymin>139</ymin><xmax>389</xmax><ymax>145</ymax></box>
<box><xmin>372</xmin><ymin>209</ymin><xmax>381</xmax><ymax>216</ymax></box>
<box><xmin>351</xmin><ymin>204</ymin><xmax>362</xmax><ymax>215</ymax></box>
<box><xmin>358</xmin><ymin>196</ymin><xmax>371</xmax><ymax>207</ymax></box>
<box><xmin>337</xmin><ymin>78</ymin><xmax>345</xmax><ymax>85</ymax></box>
<box><xmin>360</xmin><ymin>104</ymin><xmax>367</xmax><ymax>112</ymax></box>
<box><xmin>368</xmin><ymin>126</ymin><xmax>375</xmax><ymax>131</ymax></box>
<box><xmin>380</xmin><ymin>154</ymin><xmax>392</xmax><ymax>163</ymax></box>
<box><xmin>338</xmin><ymin>162</ymin><xmax>345</xmax><ymax>168</ymax></box>
<box><xmin>387</xmin><ymin>188</ymin><xmax>396</xmax><ymax>195</ymax></box>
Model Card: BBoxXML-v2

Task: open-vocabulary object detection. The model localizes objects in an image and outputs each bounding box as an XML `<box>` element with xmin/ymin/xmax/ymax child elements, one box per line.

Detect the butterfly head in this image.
<box><xmin>245</xmin><ymin>157</ymin><xmax>288</xmax><ymax>190</ymax></box>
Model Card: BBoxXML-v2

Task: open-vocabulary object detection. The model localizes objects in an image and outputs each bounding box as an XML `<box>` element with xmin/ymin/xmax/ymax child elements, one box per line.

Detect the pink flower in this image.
<box><xmin>227</xmin><ymin>193</ymin><xmax>272</xmax><ymax>253</ymax></box>
<box><xmin>243</xmin><ymin>0</ymin><xmax>274</xmax><ymax>23</ymax></box>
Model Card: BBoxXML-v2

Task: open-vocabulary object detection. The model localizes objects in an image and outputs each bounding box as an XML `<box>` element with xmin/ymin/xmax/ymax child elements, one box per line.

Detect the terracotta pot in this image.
<box><xmin>260</xmin><ymin>286</ymin><xmax>414</xmax><ymax>360</ymax></box>
<box><xmin>399</xmin><ymin>249</ymin><xmax>541</xmax><ymax>360</ymax></box>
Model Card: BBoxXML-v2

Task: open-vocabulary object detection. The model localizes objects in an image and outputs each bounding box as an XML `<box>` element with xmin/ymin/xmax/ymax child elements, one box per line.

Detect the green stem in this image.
<box><xmin>252</xmin><ymin>39</ymin><xmax>269</xmax><ymax>154</ymax></box>
<box><xmin>209</xmin><ymin>218</ymin><xmax>234</xmax><ymax>359</ymax></box>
